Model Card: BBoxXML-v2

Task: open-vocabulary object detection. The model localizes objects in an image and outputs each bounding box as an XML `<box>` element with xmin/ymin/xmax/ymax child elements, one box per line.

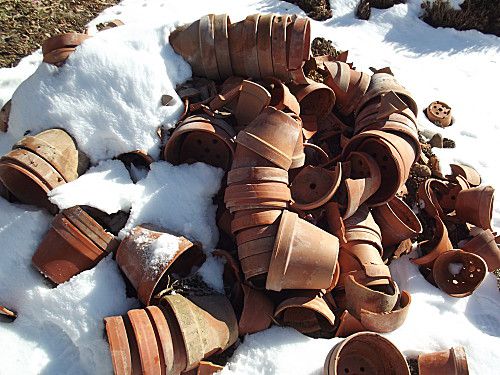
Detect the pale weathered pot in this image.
<box><xmin>323</xmin><ymin>332</ymin><xmax>410</xmax><ymax>375</ymax></box>
<box><xmin>461</xmin><ymin>229</ymin><xmax>500</xmax><ymax>272</ymax></box>
<box><xmin>425</xmin><ymin>101</ymin><xmax>452</xmax><ymax>128</ymax></box>
<box><xmin>115</xmin><ymin>224</ymin><xmax>205</xmax><ymax>305</ymax></box>
<box><xmin>266</xmin><ymin>210</ymin><xmax>340</xmax><ymax>291</ymax></box>
<box><xmin>432</xmin><ymin>250</ymin><xmax>487</xmax><ymax>298</ymax></box>
<box><xmin>455</xmin><ymin>185</ymin><xmax>494</xmax><ymax>230</ymax></box>
<box><xmin>32</xmin><ymin>206</ymin><xmax>119</xmax><ymax>284</ymax></box>
<box><xmin>418</xmin><ymin>346</ymin><xmax>469</xmax><ymax>375</ymax></box>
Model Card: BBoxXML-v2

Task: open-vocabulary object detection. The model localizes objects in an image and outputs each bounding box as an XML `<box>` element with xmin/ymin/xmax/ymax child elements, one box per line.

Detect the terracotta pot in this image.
<box><xmin>262</xmin><ymin>77</ymin><xmax>300</xmax><ymax>115</ymax></box>
<box><xmin>116</xmin><ymin>150</ymin><xmax>153</xmax><ymax>170</ymax></box>
<box><xmin>235</xmin><ymin>223</ymin><xmax>279</xmax><ymax>246</ymax></box>
<box><xmin>239</xmin><ymin>284</ymin><xmax>274</xmax><ymax>335</ymax></box>
<box><xmin>42</xmin><ymin>33</ymin><xmax>90</xmax><ymax>65</ymax></box>
<box><xmin>228</xmin><ymin>200</ymin><xmax>288</xmax><ymax>213</ymax></box>
<box><xmin>224</xmin><ymin>184</ymin><xmax>291</xmax><ymax>207</ymax></box>
<box><xmin>324</xmin><ymin>61</ymin><xmax>370</xmax><ymax>117</ymax></box>
<box><xmin>213</xmin><ymin>14</ymin><xmax>233</xmax><ymax>79</ymax></box>
<box><xmin>164</xmin><ymin>115</ymin><xmax>236</xmax><ymax>170</ymax></box>
<box><xmin>0</xmin><ymin>305</ymin><xmax>16</xmax><ymax>322</ymax></box>
<box><xmin>461</xmin><ymin>229</ymin><xmax>500</xmax><ymax>272</ymax></box>
<box><xmin>160</xmin><ymin>294</ymin><xmax>238</xmax><ymax>372</ymax></box>
<box><xmin>266</xmin><ymin>210</ymin><xmax>340</xmax><ymax>291</ymax></box>
<box><xmin>455</xmin><ymin>185</ymin><xmax>494</xmax><ymax>230</ymax></box>
<box><xmin>425</xmin><ymin>101</ymin><xmax>452</xmax><ymax>128</ymax></box>
<box><xmin>0</xmin><ymin>99</ymin><xmax>11</xmax><ymax>132</ymax></box>
<box><xmin>274</xmin><ymin>291</ymin><xmax>336</xmax><ymax>335</ymax></box>
<box><xmin>238</xmin><ymin>235</ymin><xmax>275</xmax><ymax>260</ymax></box>
<box><xmin>412</xmin><ymin>217</ymin><xmax>453</xmax><ymax>268</ymax></box>
<box><xmin>290</xmin><ymin>129</ymin><xmax>305</xmax><ymax>169</ymax></box>
<box><xmin>418</xmin><ymin>346</ymin><xmax>469</xmax><ymax>375</ymax></box>
<box><xmin>372</xmin><ymin>196</ymin><xmax>422</xmax><ymax>247</ymax></box>
<box><xmin>169</xmin><ymin>17</ymin><xmax>205</xmax><ymax>76</ymax></box>
<box><xmin>289</xmin><ymin>82</ymin><xmax>335</xmax><ymax>118</ymax></box>
<box><xmin>286</xmin><ymin>17</ymin><xmax>310</xmax><ymax>70</ymax></box>
<box><xmin>32</xmin><ymin>206</ymin><xmax>119</xmax><ymax>284</ymax></box>
<box><xmin>231</xmin><ymin>143</ymin><xmax>277</xmax><ymax>169</ymax></box>
<box><xmin>334</xmin><ymin>310</ymin><xmax>366</xmax><ymax>338</ymax></box>
<box><xmin>344</xmin><ymin>273</ymin><xmax>399</xmax><ymax>319</ymax></box>
<box><xmin>323</xmin><ymin>332</ymin><xmax>410</xmax><ymax>375</ymax></box>
<box><xmin>234</xmin><ymin>80</ymin><xmax>271</xmax><ymax>126</ymax></box>
<box><xmin>195</xmin><ymin>361</ymin><xmax>224</xmax><ymax>375</ymax></box>
<box><xmin>448</xmin><ymin>163</ymin><xmax>481</xmax><ymax>187</ymax></box>
<box><xmin>355</xmin><ymin>72</ymin><xmax>418</xmax><ymax>116</ymax></box>
<box><xmin>417</xmin><ymin>178</ymin><xmax>446</xmax><ymax>218</ymax></box>
<box><xmin>256</xmin><ymin>14</ymin><xmax>275</xmax><ymax>78</ymax></box>
<box><xmin>343</xmin><ymin>205</ymin><xmax>383</xmax><ymax>251</ymax></box>
<box><xmin>236</xmin><ymin>107</ymin><xmax>302</xmax><ymax>170</ymax></box>
<box><xmin>304</xmin><ymin>143</ymin><xmax>329</xmax><ymax>165</ymax></box>
<box><xmin>199</xmin><ymin>14</ymin><xmax>221</xmax><ymax>80</ymax></box>
<box><xmin>239</xmin><ymin>251</ymin><xmax>272</xmax><ymax>282</ymax></box>
<box><xmin>360</xmin><ymin>290</ymin><xmax>412</xmax><ymax>333</ymax></box>
<box><xmin>227</xmin><ymin>166</ymin><xmax>288</xmax><ymax>185</ymax></box>
<box><xmin>227</xmin><ymin>14</ymin><xmax>260</xmax><ymax>78</ymax></box>
<box><xmin>230</xmin><ymin>209</ymin><xmax>282</xmax><ymax>233</ymax></box>
<box><xmin>115</xmin><ymin>224</ymin><xmax>205</xmax><ymax>305</ymax></box>
<box><xmin>271</xmin><ymin>15</ymin><xmax>291</xmax><ymax>81</ymax></box>
<box><xmin>290</xmin><ymin>164</ymin><xmax>342</xmax><ymax>211</ymax></box>
<box><xmin>432</xmin><ymin>250</ymin><xmax>487</xmax><ymax>298</ymax></box>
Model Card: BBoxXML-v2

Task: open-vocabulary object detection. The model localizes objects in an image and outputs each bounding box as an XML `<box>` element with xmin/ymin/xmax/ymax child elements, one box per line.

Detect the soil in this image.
<box><xmin>283</xmin><ymin>0</ymin><xmax>332</xmax><ymax>21</ymax></box>
<box><xmin>0</xmin><ymin>0</ymin><xmax>119</xmax><ymax>68</ymax></box>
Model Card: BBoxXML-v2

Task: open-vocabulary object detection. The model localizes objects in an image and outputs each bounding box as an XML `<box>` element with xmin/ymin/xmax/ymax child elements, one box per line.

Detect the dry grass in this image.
<box><xmin>0</xmin><ymin>0</ymin><xmax>119</xmax><ymax>68</ymax></box>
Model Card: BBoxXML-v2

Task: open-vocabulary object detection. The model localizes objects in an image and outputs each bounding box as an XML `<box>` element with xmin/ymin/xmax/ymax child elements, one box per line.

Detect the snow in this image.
<box><xmin>0</xmin><ymin>0</ymin><xmax>499</xmax><ymax>374</ymax></box>
<box><xmin>135</xmin><ymin>231</ymin><xmax>181</xmax><ymax>278</ymax></box>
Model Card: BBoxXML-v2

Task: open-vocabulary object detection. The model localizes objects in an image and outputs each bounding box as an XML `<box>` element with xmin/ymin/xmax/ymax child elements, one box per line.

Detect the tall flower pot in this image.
<box><xmin>266</xmin><ymin>210</ymin><xmax>339</xmax><ymax>291</ymax></box>
<box><xmin>115</xmin><ymin>224</ymin><xmax>205</xmax><ymax>305</ymax></box>
<box><xmin>418</xmin><ymin>346</ymin><xmax>469</xmax><ymax>375</ymax></box>
<box><xmin>372</xmin><ymin>196</ymin><xmax>422</xmax><ymax>247</ymax></box>
<box><xmin>323</xmin><ymin>332</ymin><xmax>410</xmax><ymax>375</ymax></box>
<box><xmin>236</xmin><ymin>107</ymin><xmax>302</xmax><ymax>170</ymax></box>
<box><xmin>461</xmin><ymin>229</ymin><xmax>500</xmax><ymax>272</ymax></box>
<box><xmin>432</xmin><ymin>250</ymin><xmax>487</xmax><ymax>298</ymax></box>
<box><xmin>455</xmin><ymin>185</ymin><xmax>494</xmax><ymax>230</ymax></box>
<box><xmin>32</xmin><ymin>206</ymin><xmax>119</xmax><ymax>284</ymax></box>
<box><xmin>164</xmin><ymin>115</ymin><xmax>236</xmax><ymax>170</ymax></box>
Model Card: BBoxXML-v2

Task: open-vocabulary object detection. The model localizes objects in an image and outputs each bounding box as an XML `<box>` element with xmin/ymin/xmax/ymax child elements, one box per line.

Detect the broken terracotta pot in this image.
<box><xmin>194</xmin><ymin>361</ymin><xmax>224</xmax><ymax>375</ymax></box>
<box><xmin>274</xmin><ymin>291</ymin><xmax>336</xmax><ymax>336</ymax></box>
<box><xmin>236</xmin><ymin>106</ymin><xmax>302</xmax><ymax>170</ymax></box>
<box><xmin>334</xmin><ymin>310</ymin><xmax>366</xmax><ymax>338</ymax></box>
<box><xmin>262</xmin><ymin>77</ymin><xmax>300</xmax><ymax>115</ymax></box>
<box><xmin>372</xmin><ymin>196</ymin><xmax>422</xmax><ymax>247</ymax></box>
<box><xmin>447</xmin><ymin>163</ymin><xmax>481</xmax><ymax>187</ymax></box>
<box><xmin>238</xmin><ymin>284</ymin><xmax>274</xmax><ymax>335</ymax></box>
<box><xmin>116</xmin><ymin>150</ymin><xmax>153</xmax><ymax>182</ymax></box>
<box><xmin>461</xmin><ymin>229</ymin><xmax>500</xmax><ymax>272</ymax></box>
<box><xmin>359</xmin><ymin>290</ymin><xmax>412</xmax><ymax>333</ymax></box>
<box><xmin>418</xmin><ymin>346</ymin><xmax>469</xmax><ymax>375</ymax></box>
<box><xmin>169</xmin><ymin>16</ymin><xmax>206</xmax><ymax>77</ymax></box>
<box><xmin>164</xmin><ymin>114</ymin><xmax>236</xmax><ymax>170</ymax></box>
<box><xmin>290</xmin><ymin>81</ymin><xmax>336</xmax><ymax>119</ymax></box>
<box><xmin>425</xmin><ymin>101</ymin><xmax>452</xmax><ymax>127</ymax></box>
<box><xmin>115</xmin><ymin>224</ymin><xmax>205</xmax><ymax>305</ymax></box>
<box><xmin>266</xmin><ymin>210</ymin><xmax>340</xmax><ymax>291</ymax></box>
<box><xmin>432</xmin><ymin>250</ymin><xmax>487</xmax><ymax>298</ymax></box>
<box><xmin>227</xmin><ymin>166</ymin><xmax>288</xmax><ymax>185</ymax></box>
<box><xmin>290</xmin><ymin>127</ymin><xmax>306</xmax><ymax>169</ymax></box>
<box><xmin>42</xmin><ymin>33</ymin><xmax>91</xmax><ymax>66</ymax></box>
<box><xmin>0</xmin><ymin>305</ymin><xmax>16</xmax><ymax>322</ymax></box>
<box><xmin>290</xmin><ymin>164</ymin><xmax>342</xmax><ymax>211</ymax></box>
<box><xmin>0</xmin><ymin>99</ymin><xmax>11</xmax><ymax>132</ymax></box>
<box><xmin>324</xmin><ymin>61</ymin><xmax>370</xmax><ymax>117</ymax></box>
<box><xmin>355</xmin><ymin>71</ymin><xmax>418</xmax><ymax>116</ymax></box>
<box><xmin>323</xmin><ymin>331</ymin><xmax>410</xmax><ymax>375</ymax></box>
<box><xmin>412</xmin><ymin>217</ymin><xmax>453</xmax><ymax>268</ymax></box>
<box><xmin>32</xmin><ymin>206</ymin><xmax>119</xmax><ymax>285</ymax></box>
<box><xmin>455</xmin><ymin>185</ymin><xmax>494</xmax><ymax>230</ymax></box>
<box><xmin>234</xmin><ymin>80</ymin><xmax>271</xmax><ymax>126</ymax></box>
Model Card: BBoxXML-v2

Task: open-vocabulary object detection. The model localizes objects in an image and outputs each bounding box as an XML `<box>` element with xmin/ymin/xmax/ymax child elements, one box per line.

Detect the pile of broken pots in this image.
<box><xmin>0</xmin><ymin>12</ymin><xmax>499</xmax><ymax>375</ymax></box>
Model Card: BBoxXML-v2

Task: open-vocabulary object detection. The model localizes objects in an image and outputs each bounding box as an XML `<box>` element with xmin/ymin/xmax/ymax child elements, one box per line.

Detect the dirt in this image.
<box><xmin>283</xmin><ymin>0</ymin><xmax>332</xmax><ymax>21</ymax></box>
<box><xmin>0</xmin><ymin>0</ymin><xmax>119</xmax><ymax>68</ymax></box>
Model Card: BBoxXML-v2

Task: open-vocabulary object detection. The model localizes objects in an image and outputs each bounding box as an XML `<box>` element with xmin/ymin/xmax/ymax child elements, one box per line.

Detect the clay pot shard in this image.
<box><xmin>461</xmin><ymin>229</ymin><xmax>500</xmax><ymax>272</ymax></box>
<box><xmin>323</xmin><ymin>331</ymin><xmax>410</xmax><ymax>375</ymax></box>
<box><xmin>412</xmin><ymin>217</ymin><xmax>453</xmax><ymax>268</ymax></box>
<box><xmin>266</xmin><ymin>210</ymin><xmax>340</xmax><ymax>291</ymax></box>
<box><xmin>238</xmin><ymin>284</ymin><xmax>274</xmax><ymax>335</ymax></box>
<box><xmin>455</xmin><ymin>185</ymin><xmax>494</xmax><ymax>230</ymax></box>
<box><xmin>418</xmin><ymin>346</ymin><xmax>469</xmax><ymax>375</ymax></box>
<box><xmin>32</xmin><ymin>206</ymin><xmax>119</xmax><ymax>285</ymax></box>
<box><xmin>42</xmin><ymin>33</ymin><xmax>91</xmax><ymax>66</ymax></box>
<box><xmin>425</xmin><ymin>101</ymin><xmax>452</xmax><ymax>128</ymax></box>
<box><xmin>115</xmin><ymin>224</ymin><xmax>205</xmax><ymax>305</ymax></box>
<box><xmin>0</xmin><ymin>99</ymin><xmax>11</xmax><ymax>133</ymax></box>
<box><xmin>0</xmin><ymin>305</ymin><xmax>17</xmax><ymax>322</ymax></box>
<box><xmin>359</xmin><ymin>290</ymin><xmax>412</xmax><ymax>333</ymax></box>
<box><xmin>447</xmin><ymin>163</ymin><xmax>481</xmax><ymax>187</ymax></box>
<box><xmin>234</xmin><ymin>80</ymin><xmax>271</xmax><ymax>127</ymax></box>
<box><xmin>116</xmin><ymin>150</ymin><xmax>153</xmax><ymax>183</ymax></box>
<box><xmin>290</xmin><ymin>163</ymin><xmax>342</xmax><ymax>211</ymax></box>
<box><xmin>262</xmin><ymin>77</ymin><xmax>300</xmax><ymax>116</ymax></box>
<box><xmin>432</xmin><ymin>250</ymin><xmax>487</xmax><ymax>298</ymax></box>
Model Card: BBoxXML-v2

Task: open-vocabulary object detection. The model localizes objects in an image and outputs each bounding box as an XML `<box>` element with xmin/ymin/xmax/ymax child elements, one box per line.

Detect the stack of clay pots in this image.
<box><xmin>32</xmin><ymin>206</ymin><xmax>120</xmax><ymax>284</ymax></box>
<box><xmin>42</xmin><ymin>33</ymin><xmax>91</xmax><ymax>66</ymax></box>
<box><xmin>169</xmin><ymin>14</ymin><xmax>311</xmax><ymax>82</ymax></box>
<box><xmin>104</xmin><ymin>294</ymin><xmax>238</xmax><ymax>375</ymax></box>
<box><xmin>0</xmin><ymin>128</ymin><xmax>87</xmax><ymax>213</ymax></box>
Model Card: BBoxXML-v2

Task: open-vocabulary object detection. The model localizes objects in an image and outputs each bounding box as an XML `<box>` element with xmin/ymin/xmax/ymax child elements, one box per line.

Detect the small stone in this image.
<box><xmin>161</xmin><ymin>94</ymin><xmax>174</xmax><ymax>106</ymax></box>
<box><xmin>429</xmin><ymin>133</ymin><xmax>443</xmax><ymax>148</ymax></box>
<box><xmin>443</xmin><ymin>138</ymin><xmax>456</xmax><ymax>148</ymax></box>
<box><xmin>412</xmin><ymin>163</ymin><xmax>432</xmax><ymax>178</ymax></box>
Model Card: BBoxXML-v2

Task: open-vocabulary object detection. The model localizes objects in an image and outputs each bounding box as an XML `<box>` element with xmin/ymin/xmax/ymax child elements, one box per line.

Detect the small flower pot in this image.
<box><xmin>432</xmin><ymin>250</ymin><xmax>487</xmax><ymax>298</ymax></box>
<box><xmin>289</xmin><ymin>81</ymin><xmax>336</xmax><ymax>119</ymax></box>
<box><xmin>238</xmin><ymin>284</ymin><xmax>274</xmax><ymax>335</ymax></box>
<box><xmin>32</xmin><ymin>206</ymin><xmax>119</xmax><ymax>284</ymax></box>
<box><xmin>235</xmin><ymin>222</ymin><xmax>279</xmax><ymax>246</ymax></box>
<box><xmin>115</xmin><ymin>224</ymin><xmax>205</xmax><ymax>305</ymax></box>
<box><xmin>411</xmin><ymin>217</ymin><xmax>453</xmax><ymax>268</ymax></box>
<box><xmin>266</xmin><ymin>210</ymin><xmax>340</xmax><ymax>291</ymax></box>
<box><xmin>343</xmin><ymin>205</ymin><xmax>383</xmax><ymax>250</ymax></box>
<box><xmin>372</xmin><ymin>196</ymin><xmax>422</xmax><ymax>247</ymax></box>
<box><xmin>213</xmin><ymin>14</ymin><xmax>233</xmax><ymax>79</ymax></box>
<box><xmin>236</xmin><ymin>107</ymin><xmax>302</xmax><ymax>170</ymax></box>
<box><xmin>290</xmin><ymin>164</ymin><xmax>342</xmax><ymax>211</ymax></box>
<box><xmin>418</xmin><ymin>346</ymin><xmax>469</xmax><ymax>375</ymax></box>
<box><xmin>455</xmin><ymin>185</ymin><xmax>494</xmax><ymax>230</ymax></box>
<box><xmin>262</xmin><ymin>77</ymin><xmax>300</xmax><ymax>115</ymax></box>
<box><xmin>425</xmin><ymin>101</ymin><xmax>452</xmax><ymax>128</ymax></box>
<box><xmin>231</xmin><ymin>144</ymin><xmax>277</xmax><ymax>169</ymax></box>
<box><xmin>461</xmin><ymin>229</ymin><xmax>500</xmax><ymax>272</ymax></box>
<box><xmin>448</xmin><ymin>163</ymin><xmax>481</xmax><ymax>187</ymax></box>
<box><xmin>230</xmin><ymin>209</ymin><xmax>282</xmax><ymax>233</ymax></box>
<box><xmin>286</xmin><ymin>17</ymin><xmax>311</xmax><ymax>70</ymax></box>
<box><xmin>323</xmin><ymin>332</ymin><xmax>410</xmax><ymax>375</ymax></box>
<box><xmin>164</xmin><ymin>115</ymin><xmax>236</xmax><ymax>170</ymax></box>
<box><xmin>227</xmin><ymin>166</ymin><xmax>288</xmax><ymax>185</ymax></box>
<box><xmin>234</xmin><ymin>80</ymin><xmax>271</xmax><ymax>127</ymax></box>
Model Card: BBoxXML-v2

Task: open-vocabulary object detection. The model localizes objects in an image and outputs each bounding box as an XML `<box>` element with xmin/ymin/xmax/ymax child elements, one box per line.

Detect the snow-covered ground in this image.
<box><xmin>0</xmin><ymin>0</ymin><xmax>499</xmax><ymax>374</ymax></box>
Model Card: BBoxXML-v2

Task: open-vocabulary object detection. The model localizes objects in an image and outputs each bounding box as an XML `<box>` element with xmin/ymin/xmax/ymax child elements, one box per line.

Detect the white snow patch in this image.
<box><xmin>197</xmin><ymin>255</ymin><xmax>225</xmax><ymax>294</ymax></box>
<box><xmin>49</xmin><ymin>159</ymin><xmax>139</xmax><ymax>214</ymax></box>
<box><xmin>134</xmin><ymin>231</ymin><xmax>181</xmax><ymax>278</ymax></box>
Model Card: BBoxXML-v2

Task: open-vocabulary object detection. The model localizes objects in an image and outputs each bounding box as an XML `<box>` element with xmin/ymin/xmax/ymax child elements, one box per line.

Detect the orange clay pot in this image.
<box><xmin>455</xmin><ymin>185</ymin><xmax>494</xmax><ymax>230</ymax></box>
<box><xmin>412</xmin><ymin>216</ymin><xmax>453</xmax><ymax>268</ymax></box>
<box><xmin>461</xmin><ymin>229</ymin><xmax>500</xmax><ymax>272</ymax></box>
<box><xmin>448</xmin><ymin>163</ymin><xmax>481</xmax><ymax>187</ymax></box>
<box><xmin>227</xmin><ymin>166</ymin><xmax>288</xmax><ymax>185</ymax></box>
<box><xmin>418</xmin><ymin>346</ymin><xmax>469</xmax><ymax>375</ymax></box>
<box><xmin>238</xmin><ymin>284</ymin><xmax>274</xmax><ymax>335</ymax></box>
<box><xmin>262</xmin><ymin>77</ymin><xmax>300</xmax><ymax>115</ymax></box>
<box><xmin>213</xmin><ymin>14</ymin><xmax>233</xmax><ymax>79</ymax></box>
<box><xmin>234</xmin><ymin>80</ymin><xmax>271</xmax><ymax>127</ymax></box>
<box><xmin>42</xmin><ymin>33</ymin><xmax>91</xmax><ymax>65</ymax></box>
